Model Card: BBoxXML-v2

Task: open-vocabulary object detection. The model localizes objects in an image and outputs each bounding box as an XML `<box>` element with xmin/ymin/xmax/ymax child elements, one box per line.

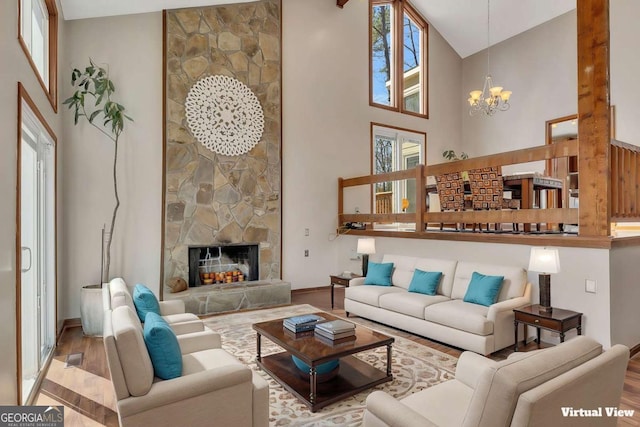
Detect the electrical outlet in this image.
<box><xmin>355</xmin><ymin>207</ymin><xmax>360</xmax><ymax>213</ymax></box>
<box><xmin>349</xmin><ymin>249</ymin><xmax>360</xmax><ymax>260</ymax></box>
<box><xmin>585</xmin><ymin>279</ymin><xmax>597</xmax><ymax>293</ymax></box>
<box><xmin>304</xmin><ymin>249</ymin><xmax>309</xmax><ymax>257</ymax></box>
<box><xmin>304</xmin><ymin>228</ymin><xmax>309</xmax><ymax>236</ymax></box>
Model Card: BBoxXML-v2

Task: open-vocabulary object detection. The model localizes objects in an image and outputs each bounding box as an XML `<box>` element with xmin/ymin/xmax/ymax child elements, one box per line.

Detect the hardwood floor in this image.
<box><xmin>35</xmin><ymin>287</ymin><xmax>640</xmax><ymax>426</ymax></box>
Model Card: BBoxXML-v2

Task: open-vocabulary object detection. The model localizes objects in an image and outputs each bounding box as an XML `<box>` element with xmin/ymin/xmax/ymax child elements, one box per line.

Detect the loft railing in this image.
<box><xmin>611</xmin><ymin>140</ymin><xmax>640</xmax><ymax>221</ymax></box>
<box><xmin>339</xmin><ymin>139</ymin><xmax>581</xmax><ymax>234</ymax></box>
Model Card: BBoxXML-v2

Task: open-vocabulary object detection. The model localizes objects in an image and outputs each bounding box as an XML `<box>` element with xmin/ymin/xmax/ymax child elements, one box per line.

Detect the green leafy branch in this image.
<box><xmin>62</xmin><ymin>59</ymin><xmax>133</xmax><ymax>283</ymax></box>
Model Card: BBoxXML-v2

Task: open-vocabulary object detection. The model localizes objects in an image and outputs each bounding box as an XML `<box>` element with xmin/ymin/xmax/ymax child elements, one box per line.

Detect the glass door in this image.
<box><xmin>19</xmin><ymin>98</ymin><xmax>56</xmax><ymax>404</ymax></box>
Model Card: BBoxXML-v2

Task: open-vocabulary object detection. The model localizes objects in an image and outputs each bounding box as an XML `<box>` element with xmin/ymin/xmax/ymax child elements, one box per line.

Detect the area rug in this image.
<box><xmin>203</xmin><ymin>305</ymin><xmax>458</xmax><ymax>426</ymax></box>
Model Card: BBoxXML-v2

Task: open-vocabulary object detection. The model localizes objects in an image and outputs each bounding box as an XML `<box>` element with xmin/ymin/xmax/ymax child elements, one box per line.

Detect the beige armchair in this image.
<box><xmin>106</xmin><ymin>278</ymin><xmax>204</xmax><ymax>335</ymax></box>
<box><xmin>364</xmin><ymin>336</ymin><xmax>629</xmax><ymax>427</ymax></box>
<box><xmin>104</xmin><ymin>306</ymin><xmax>269</xmax><ymax>427</ymax></box>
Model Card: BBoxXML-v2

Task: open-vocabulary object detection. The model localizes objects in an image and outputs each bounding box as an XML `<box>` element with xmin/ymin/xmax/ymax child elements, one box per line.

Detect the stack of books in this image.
<box><xmin>283</xmin><ymin>314</ymin><xmax>326</xmax><ymax>333</ymax></box>
<box><xmin>314</xmin><ymin>319</ymin><xmax>356</xmax><ymax>340</ymax></box>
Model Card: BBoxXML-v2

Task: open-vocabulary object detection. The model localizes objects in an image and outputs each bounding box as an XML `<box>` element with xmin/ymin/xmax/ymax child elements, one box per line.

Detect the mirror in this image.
<box><xmin>371</xmin><ymin>123</ymin><xmax>425</xmax><ymax>215</ymax></box>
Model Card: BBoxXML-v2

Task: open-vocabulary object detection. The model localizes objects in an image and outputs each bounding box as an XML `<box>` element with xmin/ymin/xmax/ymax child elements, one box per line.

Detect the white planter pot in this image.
<box><xmin>81</xmin><ymin>284</ymin><xmax>104</xmax><ymax>336</ymax></box>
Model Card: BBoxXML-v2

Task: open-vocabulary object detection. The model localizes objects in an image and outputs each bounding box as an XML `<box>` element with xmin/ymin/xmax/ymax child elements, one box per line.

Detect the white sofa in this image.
<box><xmin>344</xmin><ymin>254</ymin><xmax>532</xmax><ymax>355</ymax></box>
<box><xmin>364</xmin><ymin>336</ymin><xmax>629</xmax><ymax>427</ymax></box>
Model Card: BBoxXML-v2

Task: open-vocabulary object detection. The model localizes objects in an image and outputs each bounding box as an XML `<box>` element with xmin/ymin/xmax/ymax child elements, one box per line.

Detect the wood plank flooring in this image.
<box><xmin>35</xmin><ymin>287</ymin><xmax>640</xmax><ymax>426</ymax></box>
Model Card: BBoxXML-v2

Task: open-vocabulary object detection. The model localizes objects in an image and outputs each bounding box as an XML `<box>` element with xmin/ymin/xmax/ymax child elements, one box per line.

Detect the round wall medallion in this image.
<box><xmin>185</xmin><ymin>75</ymin><xmax>264</xmax><ymax>156</ymax></box>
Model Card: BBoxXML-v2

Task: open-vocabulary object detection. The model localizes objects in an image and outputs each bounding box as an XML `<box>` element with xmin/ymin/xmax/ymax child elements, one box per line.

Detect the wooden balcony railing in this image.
<box><xmin>611</xmin><ymin>140</ymin><xmax>640</xmax><ymax>221</ymax></box>
<box><xmin>375</xmin><ymin>191</ymin><xmax>393</xmax><ymax>214</ymax></box>
<box><xmin>339</xmin><ymin>140</ymin><xmax>580</xmax><ymax>234</ymax></box>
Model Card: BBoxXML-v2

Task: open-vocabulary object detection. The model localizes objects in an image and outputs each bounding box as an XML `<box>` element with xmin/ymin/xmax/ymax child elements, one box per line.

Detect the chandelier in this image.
<box><xmin>468</xmin><ymin>0</ymin><xmax>512</xmax><ymax>116</ymax></box>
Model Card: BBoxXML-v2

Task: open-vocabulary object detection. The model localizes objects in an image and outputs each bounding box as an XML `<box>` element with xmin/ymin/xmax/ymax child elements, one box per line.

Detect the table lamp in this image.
<box><xmin>357</xmin><ymin>238</ymin><xmax>376</xmax><ymax>277</ymax></box>
<box><xmin>528</xmin><ymin>247</ymin><xmax>560</xmax><ymax>313</ymax></box>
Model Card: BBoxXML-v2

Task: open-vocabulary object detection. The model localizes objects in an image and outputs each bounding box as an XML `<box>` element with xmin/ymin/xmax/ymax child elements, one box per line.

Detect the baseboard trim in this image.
<box><xmin>630</xmin><ymin>342</ymin><xmax>640</xmax><ymax>357</ymax></box>
<box><xmin>291</xmin><ymin>286</ymin><xmax>330</xmax><ymax>294</ymax></box>
<box><xmin>63</xmin><ymin>318</ymin><xmax>81</xmax><ymax>328</ymax></box>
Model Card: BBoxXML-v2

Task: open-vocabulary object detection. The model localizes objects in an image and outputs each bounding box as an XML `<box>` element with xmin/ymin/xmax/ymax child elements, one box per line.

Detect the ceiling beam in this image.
<box><xmin>337</xmin><ymin>0</ymin><xmax>350</xmax><ymax>8</ymax></box>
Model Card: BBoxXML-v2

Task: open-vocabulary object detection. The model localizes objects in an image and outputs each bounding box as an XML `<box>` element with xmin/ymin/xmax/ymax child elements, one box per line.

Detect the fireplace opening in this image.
<box><xmin>188</xmin><ymin>244</ymin><xmax>259</xmax><ymax>287</ymax></box>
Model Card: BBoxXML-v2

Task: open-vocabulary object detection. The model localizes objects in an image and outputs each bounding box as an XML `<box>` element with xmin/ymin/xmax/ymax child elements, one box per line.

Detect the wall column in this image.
<box><xmin>577</xmin><ymin>0</ymin><xmax>611</xmax><ymax>236</ymax></box>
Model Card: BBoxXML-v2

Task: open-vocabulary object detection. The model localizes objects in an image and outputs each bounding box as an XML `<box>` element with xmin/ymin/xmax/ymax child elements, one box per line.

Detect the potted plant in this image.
<box><xmin>63</xmin><ymin>59</ymin><xmax>132</xmax><ymax>335</ymax></box>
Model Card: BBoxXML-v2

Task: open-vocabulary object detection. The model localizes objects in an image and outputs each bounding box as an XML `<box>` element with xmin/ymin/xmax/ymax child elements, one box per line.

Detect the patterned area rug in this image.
<box><xmin>203</xmin><ymin>305</ymin><xmax>458</xmax><ymax>426</ymax></box>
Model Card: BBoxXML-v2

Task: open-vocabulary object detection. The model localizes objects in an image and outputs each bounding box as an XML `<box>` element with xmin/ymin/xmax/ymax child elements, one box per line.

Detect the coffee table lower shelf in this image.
<box><xmin>257</xmin><ymin>351</ymin><xmax>392</xmax><ymax>412</ymax></box>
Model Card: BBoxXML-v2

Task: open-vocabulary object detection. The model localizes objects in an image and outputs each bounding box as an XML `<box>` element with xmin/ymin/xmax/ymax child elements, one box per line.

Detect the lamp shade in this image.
<box><xmin>528</xmin><ymin>247</ymin><xmax>560</xmax><ymax>274</ymax></box>
<box><xmin>357</xmin><ymin>238</ymin><xmax>376</xmax><ymax>255</ymax></box>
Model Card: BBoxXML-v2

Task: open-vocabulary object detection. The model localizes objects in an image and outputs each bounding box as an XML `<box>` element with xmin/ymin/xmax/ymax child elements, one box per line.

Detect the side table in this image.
<box><xmin>513</xmin><ymin>304</ymin><xmax>583</xmax><ymax>351</ymax></box>
<box><xmin>330</xmin><ymin>273</ymin><xmax>361</xmax><ymax>309</ymax></box>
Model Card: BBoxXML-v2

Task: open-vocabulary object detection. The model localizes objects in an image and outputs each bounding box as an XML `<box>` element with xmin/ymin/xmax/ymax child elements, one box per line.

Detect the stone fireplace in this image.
<box><xmin>161</xmin><ymin>0</ymin><xmax>283</xmax><ymax>304</ymax></box>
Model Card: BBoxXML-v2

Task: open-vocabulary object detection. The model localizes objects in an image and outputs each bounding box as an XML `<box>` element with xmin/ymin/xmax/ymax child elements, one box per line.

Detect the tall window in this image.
<box><xmin>19</xmin><ymin>0</ymin><xmax>58</xmax><ymax>112</ymax></box>
<box><xmin>17</xmin><ymin>83</ymin><xmax>57</xmax><ymax>404</ymax></box>
<box><xmin>371</xmin><ymin>123</ymin><xmax>425</xmax><ymax>214</ymax></box>
<box><xmin>370</xmin><ymin>0</ymin><xmax>428</xmax><ymax>117</ymax></box>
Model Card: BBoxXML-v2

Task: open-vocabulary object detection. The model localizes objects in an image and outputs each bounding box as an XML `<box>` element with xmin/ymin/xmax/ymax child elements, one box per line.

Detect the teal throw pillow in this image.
<box><xmin>363</xmin><ymin>262</ymin><xmax>394</xmax><ymax>286</ymax></box>
<box><xmin>143</xmin><ymin>312</ymin><xmax>183</xmax><ymax>380</ymax></box>
<box><xmin>408</xmin><ymin>269</ymin><xmax>443</xmax><ymax>295</ymax></box>
<box><xmin>133</xmin><ymin>284</ymin><xmax>161</xmax><ymax>322</ymax></box>
<box><xmin>463</xmin><ymin>272</ymin><xmax>504</xmax><ymax>307</ymax></box>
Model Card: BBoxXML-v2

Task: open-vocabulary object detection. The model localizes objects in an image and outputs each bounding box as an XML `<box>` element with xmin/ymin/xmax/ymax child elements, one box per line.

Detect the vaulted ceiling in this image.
<box><xmin>59</xmin><ymin>0</ymin><xmax>576</xmax><ymax>58</ymax></box>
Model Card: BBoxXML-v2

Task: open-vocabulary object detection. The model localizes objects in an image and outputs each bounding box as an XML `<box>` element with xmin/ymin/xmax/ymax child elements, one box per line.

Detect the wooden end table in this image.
<box><xmin>330</xmin><ymin>273</ymin><xmax>361</xmax><ymax>309</ymax></box>
<box><xmin>513</xmin><ymin>304</ymin><xmax>582</xmax><ymax>351</ymax></box>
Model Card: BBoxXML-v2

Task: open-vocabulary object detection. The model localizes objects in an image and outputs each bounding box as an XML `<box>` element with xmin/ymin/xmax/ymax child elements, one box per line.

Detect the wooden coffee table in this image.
<box><xmin>252</xmin><ymin>312</ymin><xmax>394</xmax><ymax>412</ymax></box>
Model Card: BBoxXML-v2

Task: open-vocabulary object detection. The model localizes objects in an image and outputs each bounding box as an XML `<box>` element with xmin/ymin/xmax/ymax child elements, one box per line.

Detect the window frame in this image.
<box><xmin>370</xmin><ymin>122</ymin><xmax>426</xmax><ymax>215</ymax></box>
<box><xmin>369</xmin><ymin>0</ymin><xmax>429</xmax><ymax>119</ymax></box>
<box><xmin>18</xmin><ymin>0</ymin><xmax>58</xmax><ymax>113</ymax></box>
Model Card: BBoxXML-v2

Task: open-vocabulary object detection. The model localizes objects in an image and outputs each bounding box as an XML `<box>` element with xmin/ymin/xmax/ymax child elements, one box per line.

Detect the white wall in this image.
<box><xmin>611</xmin><ymin>0</ymin><xmax>640</xmax><ymax>145</ymax></box>
<box><xmin>460</xmin><ymin>10</ymin><xmax>577</xmax><ymax>172</ymax></box>
<box><xmin>334</xmin><ymin>235</ymin><xmax>613</xmax><ymax>347</ymax></box>
<box><xmin>0</xmin><ymin>0</ymin><xmax>64</xmax><ymax>405</ymax></box>
<box><xmin>281</xmin><ymin>0</ymin><xmax>462</xmax><ymax>289</ymax></box>
<box><xmin>610</xmin><ymin>246</ymin><xmax>640</xmax><ymax>348</ymax></box>
<box><xmin>61</xmin><ymin>13</ymin><xmax>163</xmax><ymax>319</ymax></box>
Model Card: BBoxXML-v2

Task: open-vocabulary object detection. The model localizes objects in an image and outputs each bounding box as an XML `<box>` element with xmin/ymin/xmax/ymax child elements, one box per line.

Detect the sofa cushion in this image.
<box><xmin>109</xmin><ymin>277</ymin><xmax>136</xmax><ymax>312</ymax></box>
<box><xmin>463</xmin><ymin>272</ymin><xmax>504</xmax><ymax>307</ymax></box>
<box><xmin>143</xmin><ymin>312</ymin><xmax>183</xmax><ymax>380</ymax></box>
<box><xmin>424</xmin><ymin>299</ymin><xmax>493</xmax><ymax>335</ymax></box>
<box><xmin>401</xmin><ymin>379</ymin><xmax>473</xmax><ymax>427</ymax></box>
<box><xmin>364</xmin><ymin>262</ymin><xmax>394</xmax><ymax>286</ymax></box>
<box><xmin>464</xmin><ymin>336</ymin><xmax>603</xmax><ymax>427</ymax></box>
<box><xmin>451</xmin><ymin>262</ymin><xmax>526</xmax><ymax>303</ymax></box>
<box><xmin>379</xmin><ymin>291</ymin><xmax>450</xmax><ymax>319</ymax></box>
<box><xmin>163</xmin><ymin>313</ymin><xmax>200</xmax><ymax>324</ymax></box>
<box><xmin>381</xmin><ymin>254</ymin><xmax>458</xmax><ymax>295</ymax></box>
<box><xmin>413</xmin><ymin>258</ymin><xmax>458</xmax><ymax>296</ymax></box>
<box><xmin>345</xmin><ymin>285</ymin><xmax>405</xmax><ymax>307</ymax></box>
<box><xmin>111</xmin><ymin>306</ymin><xmax>154</xmax><ymax>397</ymax></box>
<box><xmin>382</xmin><ymin>255</ymin><xmax>417</xmax><ymax>289</ymax></box>
<box><xmin>182</xmin><ymin>348</ymin><xmax>245</xmax><ymax>376</ymax></box>
<box><xmin>408</xmin><ymin>269</ymin><xmax>442</xmax><ymax>295</ymax></box>
<box><xmin>133</xmin><ymin>284</ymin><xmax>161</xmax><ymax>322</ymax></box>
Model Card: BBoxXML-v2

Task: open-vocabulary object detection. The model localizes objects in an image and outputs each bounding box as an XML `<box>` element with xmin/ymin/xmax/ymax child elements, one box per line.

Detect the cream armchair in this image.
<box><xmin>104</xmin><ymin>306</ymin><xmax>269</xmax><ymax>427</ymax></box>
<box><xmin>105</xmin><ymin>278</ymin><xmax>204</xmax><ymax>335</ymax></box>
<box><xmin>364</xmin><ymin>336</ymin><xmax>629</xmax><ymax>427</ymax></box>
